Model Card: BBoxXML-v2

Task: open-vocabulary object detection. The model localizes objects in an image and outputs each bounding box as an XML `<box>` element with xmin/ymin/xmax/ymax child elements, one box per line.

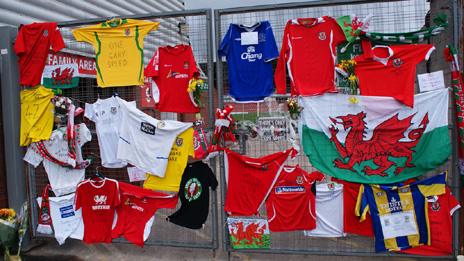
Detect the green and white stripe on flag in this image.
<box><xmin>299</xmin><ymin>89</ymin><xmax>450</xmax><ymax>184</ymax></box>
<box><xmin>42</xmin><ymin>63</ymin><xmax>79</xmax><ymax>89</ymax></box>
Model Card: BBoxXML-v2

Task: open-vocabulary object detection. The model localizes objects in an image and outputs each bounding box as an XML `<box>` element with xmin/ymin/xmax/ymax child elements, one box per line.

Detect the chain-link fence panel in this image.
<box><xmin>215</xmin><ymin>0</ymin><xmax>460</xmax><ymax>258</ymax></box>
<box><xmin>26</xmin><ymin>9</ymin><xmax>219</xmax><ymax>249</ymax></box>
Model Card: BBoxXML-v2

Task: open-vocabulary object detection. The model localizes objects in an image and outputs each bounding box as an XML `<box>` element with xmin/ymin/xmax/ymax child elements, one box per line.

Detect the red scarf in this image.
<box><xmin>36</xmin><ymin>184</ymin><xmax>53</xmax><ymax>235</ymax></box>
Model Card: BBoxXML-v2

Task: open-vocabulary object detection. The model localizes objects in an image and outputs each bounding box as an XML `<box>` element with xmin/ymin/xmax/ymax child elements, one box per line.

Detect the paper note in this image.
<box><xmin>241</xmin><ymin>32</ymin><xmax>258</xmax><ymax>45</ymax></box>
<box><xmin>417</xmin><ymin>70</ymin><xmax>445</xmax><ymax>92</ymax></box>
<box><xmin>127</xmin><ymin>167</ymin><xmax>147</xmax><ymax>182</ymax></box>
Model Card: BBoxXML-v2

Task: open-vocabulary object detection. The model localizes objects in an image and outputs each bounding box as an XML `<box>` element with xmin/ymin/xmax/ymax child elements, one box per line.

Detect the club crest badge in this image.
<box><xmin>176</xmin><ymin>137</ymin><xmax>183</xmax><ymax>147</ymax></box>
<box><xmin>393</xmin><ymin>58</ymin><xmax>403</xmax><ymax>68</ymax></box>
<box><xmin>124</xmin><ymin>28</ymin><xmax>131</xmax><ymax>36</ymax></box>
<box><xmin>431</xmin><ymin>201</ymin><xmax>440</xmax><ymax>211</ymax></box>
<box><xmin>43</xmin><ymin>30</ymin><xmax>48</xmax><ymax>37</ymax></box>
<box><xmin>157</xmin><ymin>121</ymin><xmax>166</xmax><ymax>129</ymax></box>
<box><xmin>376</xmin><ymin>192</ymin><xmax>384</xmax><ymax>197</ymax></box>
<box><xmin>318</xmin><ymin>32</ymin><xmax>326</xmax><ymax>40</ymax></box>
<box><xmin>183</xmin><ymin>61</ymin><xmax>189</xmax><ymax>70</ymax></box>
<box><xmin>296</xmin><ymin>175</ymin><xmax>304</xmax><ymax>185</ymax></box>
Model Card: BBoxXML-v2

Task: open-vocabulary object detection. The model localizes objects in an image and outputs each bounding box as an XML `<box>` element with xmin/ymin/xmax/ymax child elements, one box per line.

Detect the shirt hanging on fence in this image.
<box><xmin>399</xmin><ymin>187</ymin><xmax>460</xmax><ymax>256</ymax></box>
<box><xmin>24</xmin><ymin>123</ymin><xmax>91</xmax><ymax>196</ymax></box>
<box><xmin>72</xmin><ymin>18</ymin><xmax>159</xmax><ymax>87</ymax></box>
<box><xmin>143</xmin><ymin>127</ymin><xmax>194</xmax><ymax>192</ymax></box>
<box><xmin>84</xmin><ymin>96</ymin><xmax>136</xmax><ymax>168</ymax></box>
<box><xmin>224</xmin><ymin>148</ymin><xmax>297</xmax><ymax>216</ymax></box>
<box><xmin>304</xmin><ymin>183</ymin><xmax>345</xmax><ymax>237</ymax></box>
<box><xmin>218</xmin><ymin>21</ymin><xmax>279</xmax><ymax>102</ymax></box>
<box><xmin>355</xmin><ymin>173</ymin><xmax>446</xmax><ymax>252</ymax></box>
<box><xmin>75</xmin><ymin>178</ymin><xmax>120</xmax><ymax>244</ymax></box>
<box><xmin>265</xmin><ymin>166</ymin><xmax>324</xmax><ymax>232</ymax></box>
<box><xmin>37</xmin><ymin>193</ymin><xmax>84</xmax><ymax>245</ymax></box>
<box><xmin>275</xmin><ymin>16</ymin><xmax>346</xmax><ymax>96</ymax></box>
<box><xmin>14</xmin><ymin>22</ymin><xmax>65</xmax><ymax>86</ymax></box>
<box><xmin>354</xmin><ymin>42</ymin><xmax>435</xmax><ymax>107</ymax></box>
<box><xmin>168</xmin><ymin>161</ymin><xmax>218</xmax><ymax>229</ymax></box>
<box><xmin>20</xmin><ymin>86</ymin><xmax>55</xmax><ymax>146</ymax></box>
<box><xmin>112</xmin><ymin>182</ymin><xmax>178</xmax><ymax>247</ymax></box>
<box><xmin>145</xmin><ymin>44</ymin><xmax>200</xmax><ymax>113</ymax></box>
<box><xmin>117</xmin><ymin>99</ymin><xmax>192</xmax><ymax>176</ymax></box>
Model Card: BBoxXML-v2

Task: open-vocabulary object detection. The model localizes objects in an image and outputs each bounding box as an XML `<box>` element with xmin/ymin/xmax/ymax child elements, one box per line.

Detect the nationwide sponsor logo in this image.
<box><xmin>275</xmin><ymin>186</ymin><xmax>305</xmax><ymax>194</ymax></box>
<box><xmin>241</xmin><ymin>46</ymin><xmax>263</xmax><ymax>62</ymax></box>
<box><xmin>167</xmin><ymin>69</ymin><xmax>188</xmax><ymax>79</ymax></box>
<box><xmin>141</xmin><ymin>122</ymin><xmax>156</xmax><ymax>135</ymax></box>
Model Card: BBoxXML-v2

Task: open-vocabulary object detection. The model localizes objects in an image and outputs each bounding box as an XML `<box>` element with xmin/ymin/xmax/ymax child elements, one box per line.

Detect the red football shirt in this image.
<box><xmin>275</xmin><ymin>16</ymin><xmax>346</xmax><ymax>96</ymax></box>
<box><xmin>75</xmin><ymin>178</ymin><xmax>120</xmax><ymax>244</ymax></box>
<box><xmin>14</xmin><ymin>22</ymin><xmax>65</xmax><ymax>86</ymax></box>
<box><xmin>354</xmin><ymin>43</ymin><xmax>435</xmax><ymax>107</ymax></box>
<box><xmin>332</xmin><ymin>178</ymin><xmax>374</xmax><ymax>237</ymax></box>
<box><xmin>265</xmin><ymin>166</ymin><xmax>324</xmax><ymax>232</ymax></box>
<box><xmin>144</xmin><ymin>44</ymin><xmax>199</xmax><ymax>113</ymax></box>
<box><xmin>224</xmin><ymin>148</ymin><xmax>296</xmax><ymax>216</ymax></box>
<box><xmin>401</xmin><ymin>187</ymin><xmax>460</xmax><ymax>256</ymax></box>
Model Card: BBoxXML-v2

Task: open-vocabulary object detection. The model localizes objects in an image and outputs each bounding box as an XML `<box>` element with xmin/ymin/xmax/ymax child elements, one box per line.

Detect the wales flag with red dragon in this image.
<box><xmin>299</xmin><ymin>89</ymin><xmax>450</xmax><ymax>184</ymax></box>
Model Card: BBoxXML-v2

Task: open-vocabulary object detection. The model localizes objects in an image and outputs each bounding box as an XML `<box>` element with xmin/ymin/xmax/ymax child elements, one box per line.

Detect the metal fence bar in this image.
<box><xmin>215</xmin><ymin>0</ymin><xmax>459</xmax><ymax>258</ymax></box>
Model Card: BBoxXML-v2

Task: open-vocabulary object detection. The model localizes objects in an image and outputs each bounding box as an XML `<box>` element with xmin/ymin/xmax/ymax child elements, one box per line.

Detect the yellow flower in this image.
<box><xmin>187</xmin><ymin>80</ymin><xmax>197</xmax><ymax>93</ymax></box>
<box><xmin>348</xmin><ymin>96</ymin><xmax>359</xmax><ymax>104</ymax></box>
<box><xmin>348</xmin><ymin>74</ymin><xmax>357</xmax><ymax>83</ymax></box>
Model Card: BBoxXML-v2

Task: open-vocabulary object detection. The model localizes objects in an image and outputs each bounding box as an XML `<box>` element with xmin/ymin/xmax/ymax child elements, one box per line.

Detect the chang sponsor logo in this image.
<box><xmin>241</xmin><ymin>46</ymin><xmax>262</xmax><ymax>62</ymax></box>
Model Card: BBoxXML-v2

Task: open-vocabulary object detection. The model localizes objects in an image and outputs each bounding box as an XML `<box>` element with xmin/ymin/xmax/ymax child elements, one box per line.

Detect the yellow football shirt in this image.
<box><xmin>72</xmin><ymin>18</ymin><xmax>159</xmax><ymax>87</ymax></box>
<box><xmin>144</xmin><ymin>128</ymin><xmax>194</xmax><ymax>192</ymax></box>
<box><xmin>20</xmin><ymin>85</ymin><xmax>54</xmax><ymax>146</ymax></box>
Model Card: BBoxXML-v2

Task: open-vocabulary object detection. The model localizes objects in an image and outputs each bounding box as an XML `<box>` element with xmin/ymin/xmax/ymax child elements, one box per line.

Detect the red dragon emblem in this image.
<box><xmin>230</xmin><ymin>221</ymin><xmax>267</xmax><ymax>246</ymax></box>
<box><xmin>52</xmin><ymin>67</ymin><xmax>74</xmax><ymax>85</ymax></box>
<box><xmin>329</xmin><ymin>112</ymin><xmax>429</xmax><ymax>176</ymax></box>
<box><xmin>343</xmin><ymin>17</ymin><xmax>366</xmax><ymax>37</ymax></box>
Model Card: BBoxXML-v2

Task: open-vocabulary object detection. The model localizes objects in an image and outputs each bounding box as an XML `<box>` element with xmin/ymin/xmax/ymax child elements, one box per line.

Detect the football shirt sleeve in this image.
<box><xmin>355</xmin><ymin>184</ymin><xmax>369</xmax><ymax>221</ymax></box>
<box><xmin>207</xmin><ymin>165</ymin><xmax>218</xmax><ymax>191</ymax></box>
<box><xmin>188</xmin><ymin>47</ymin><xmax>199</xmax><ymax>78</ymax></box>
<box><xmin>78</xmin><ymin>124</ymin><xmax>92</xmax><ymax>147</ymax></box>
<box><xmin>84</xmin><ymin>103</ymin><xmax>96</xmax><ymax>122</ymax></box>
<box><xmin>74</xmin><ymin>183</ymin><xmax>82</xmax><ymax>211</ymax></box>
<box><xmin>23</xmin><ymin>144</ymin><xmax>43</xmax><ymax>167</ymax></box>
<box><xmin>13</xmin><ymin>27</ymin><xmax>26</xmax><ymax>55</ymax></box>
<box><xmin>417</xmin><ymin>172</ymin><xmax>446</xmax><ymax>197</ymax></box>
<box><xmin>263</xmin><ymin>22</ymin><xmax>279</xmax><ymax>62</ymax></box>
<box><xmin>403</xmin><ymin>44</ymin><xmax>435</xmax><ymax>64</ymax></box>
<box><xmin>329</xmin><ymin>16</ymin><xmax>347</xmax><ymax>46</ymax></box>
<box><xmin>144</xmin><ymin>49</ymin><xmax>160</xmax><ymax>77</ymax></box>
<box><xmin>274</xmin><ymin>21</ymin><xmax>291</xmax><ymax>94</ymax></box>
<box><xmin>134</xmin><ymin>20</ymin><xmax>159</xmax><ymax>38</ymax></box>
<box><xmin>218</xmin><ymin>25</ymin><xmax>233</xmax><ymax>57</ymax></box>
<box><xmin>72</xmin><ymin>27</ymin><xmax>96</xmax><ymax>45</ymax></box>
<box><xmin>448</xmin><ymin>189</ymin><xmax>461</xmax><ymax>215</ymax></box>
<box><xmin>51</xmin><ymin>25</ymin><xmax>65</xmax><ymax>53</ymax></box>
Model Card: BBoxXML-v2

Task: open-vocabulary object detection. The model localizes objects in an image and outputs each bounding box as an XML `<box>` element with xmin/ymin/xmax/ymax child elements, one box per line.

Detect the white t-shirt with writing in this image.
<box><xmin>24</xmin><ymin>123</ymin><xmax>91</xmax><ymax>196</ymax></box>
<box><xmin>304</xmin><ymin>183</ymin><xmax>346</xmax><ymax>237</ymax></box>
<box><xmin>117</xmin><ymin>100</ymin><xmax>192</xmax><ymax>177</ymax></box>
<box><xmin>85</xmin><ymin>96</ymin><xmax>136</xmax><ymax>168</ymax></box>
<box><xmin>37</xmin><ymin>193</ymin><xmax>84</xmax><ymax>245</ymax></box>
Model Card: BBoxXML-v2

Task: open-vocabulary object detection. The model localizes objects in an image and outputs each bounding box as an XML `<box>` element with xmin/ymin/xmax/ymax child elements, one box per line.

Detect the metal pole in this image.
<box><xmin>0</xmin><ymin>26</ymin><xmax>30</xmax><ymax>248</ymax></box>
<box><xmin>205</xmin><ymin>8</ymin><xmax>219</xmax><ymax>251</ymax></box>
<box><xmin>451</xmin><ymin>0</ymin><xmax>462</xmax><ymax>257</ymax></box>
<box><xmin>214</xmin><ymin>9</ymin><xmax>230</xmax><ymax>252</ymax></box>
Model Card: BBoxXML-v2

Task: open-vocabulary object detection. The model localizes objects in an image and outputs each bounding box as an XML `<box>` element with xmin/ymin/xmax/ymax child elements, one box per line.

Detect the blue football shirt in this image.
<box><xmin>218</xmin><ymin>21</ymin><xmax>279</xmax><ymax>102</ymax></box>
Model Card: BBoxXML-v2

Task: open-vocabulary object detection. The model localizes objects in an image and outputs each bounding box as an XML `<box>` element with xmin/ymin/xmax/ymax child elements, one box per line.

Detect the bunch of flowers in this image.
<box><xmin>187</xmin><ymin>72</ymin><xmax>206</xmax><ymax>108</ymax></box>
<box><xmin>287</xmin><ymin>97</ymin><xmax>302</xmax><ymax>120</ymax></box>
<box><xmin>337</xmin><ymin>59</ymin><xmax>359</xmax><ymax>95</ymax></box>
<box><xmin>0</xmin><ymin>203</ymin><xmax>28</xmax><ymax>261</ymax></box>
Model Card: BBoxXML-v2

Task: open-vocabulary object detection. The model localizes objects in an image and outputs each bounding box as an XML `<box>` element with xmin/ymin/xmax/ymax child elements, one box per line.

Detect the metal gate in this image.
<box><xmin>26</xmin><ymin>9</ymin><xmax>219</xmax><ymax>249</ymax></box>
<box><xmin>214</xmin><ymin>0</ymin><xmax>461</xmax><ymax>258</ymax></box>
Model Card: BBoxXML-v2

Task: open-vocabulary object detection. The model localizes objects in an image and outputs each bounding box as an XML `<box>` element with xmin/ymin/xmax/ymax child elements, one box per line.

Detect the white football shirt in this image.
<box><xmin>117</xmin><ymin>100</ymin><xmax>192</xmax><ymax>177</ymax></box>
<box><xmin>304</xmin><ymin>183</ymin><xmax>345</xmax><ymax>237</ymax></box>
<box><xmin>85</xmin><ymin>97</ymin><xmax>136</xmax><ymax>168</ymax></box>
